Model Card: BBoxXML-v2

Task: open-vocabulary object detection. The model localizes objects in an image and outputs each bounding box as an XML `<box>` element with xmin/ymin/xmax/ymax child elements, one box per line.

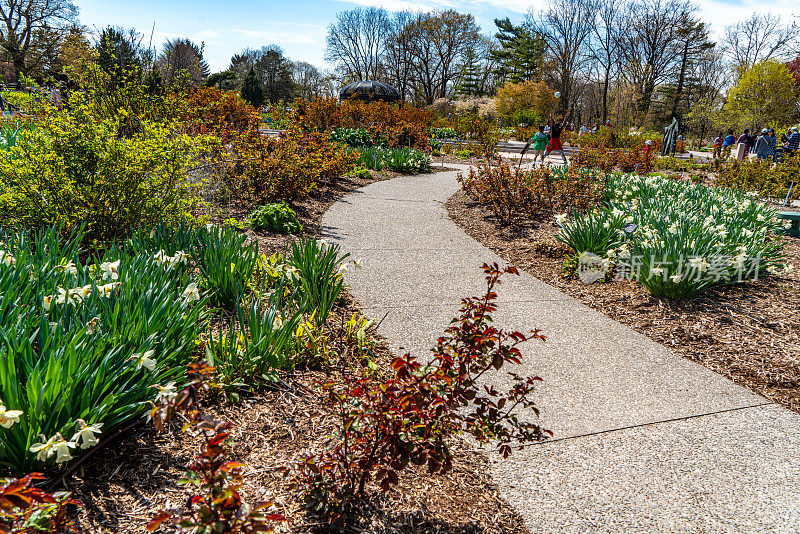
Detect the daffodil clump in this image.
<box><xmin>0</xmin><ymin>226</ymin><xmax>208</xmax><ymax>473</ymax></box>
<box><xmin>557</xmin><ymin>173</ymin><xmax>789</xmax><ymax>298</ymax></box>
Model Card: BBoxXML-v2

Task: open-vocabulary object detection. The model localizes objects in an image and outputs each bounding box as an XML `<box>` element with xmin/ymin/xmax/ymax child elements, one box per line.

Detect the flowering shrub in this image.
<box><xmin>215</xmin><ymin>125</ymin><xmax>358</xmax><ymax>205</ymax></box>
<box><xmin>0</xmin><ymin>472</ymin><xmax>81</xmax><ymax>533</ymax></box>
<box><xmin>0</xmin><ymin>226</ymin><xmax>208</xmax><ymax>473</ymax></box>
<box><xmin>571</xmin><ymin>145</ymin><xmax>655</xmax><ymax>174</ymax></box>
<box><xmin>557</xmin><ymin>174</ymin><xmax>788</xmax><ymax>298</ymax></box>
<box><xmin>294</xmin><ymin>97</ymin><xmax>435</xmax><ymax>149</ymax></box>
<box><xmin>291</xmin><ymin>264</ymin><xmax>549</xmax><ymax>524</ymax></box>
<box><xmin>458</xmin><ymin>163</ymin><xmax>606</xmax><ymax>224</ymax></box>
<box><xmin>358</xmin><ymin>146</ymin><xmax>432</xmax><ymax>174</ymax></box>
<box><xmin>0</xmin><ymin>98</ymin><xmax>210</xmax><ymax>245</ymax></box>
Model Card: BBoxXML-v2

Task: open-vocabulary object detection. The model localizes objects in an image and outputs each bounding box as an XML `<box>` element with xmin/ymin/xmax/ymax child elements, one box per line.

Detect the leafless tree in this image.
<box><xmin>384</xmin><ymin>11</ymin><xmax>415</xmax><ymax>101</ymax></box>
<box><xmin>0</xmin><ymin>0</ymin><xmax>77</xmax><ymax>76</ymax></box>
<box><xmin>529</xmin><ymin>0</ymin><xmax>597</xmax><ymax>111</ymax></box>
<box><xmin>404</xmin><ymin>10</ymin><xmax>482</xmax><ymax>104</ymax></box>
<box><xmin>616</xmin><ymin>0</ymin><xmax>693</xmax><ymax>123</ymax></box>
<box><xmin>590</xmin><ymin>0</ymin><xmax>623</xmax><ymax>123</ymax></box>
<box><xmin>723</xmin><ymin>12</ymin><xmax>800</xmax><ymax>75</ymax></box>
<box><xmin>324</xmin><ymin>6</ymin><xmax>389</xmax><ymax>82</ymax></box>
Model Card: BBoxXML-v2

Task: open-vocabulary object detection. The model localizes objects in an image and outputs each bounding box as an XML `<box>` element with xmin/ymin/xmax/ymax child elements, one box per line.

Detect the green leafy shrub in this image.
<box><xmin>429</xmin><ymin>126</ymin><xmax>457</xmax><ymax>139</ymax></box>
<box><xmin>248</xmin><ymin>202</ymin><xmax>303</xmax><ymax>234</ymax></box>
<box><xmin>0</xmin><ymin>226</ymin><xmax>208</xmax><ymax>474</ymax></box>
<box><xmin>330</xmin><ymin>127</ymin><xmax>372</xmax><ymax>147</ymax></box>
<box><xmin>347</xmin><ymin>167</ymin><xmax>372</xmax><ymax>179</ymax></box>
<box><xmin>0</xmin><ymin>99</ymin><xmax>210</xmax><ymax>245</ymax></box>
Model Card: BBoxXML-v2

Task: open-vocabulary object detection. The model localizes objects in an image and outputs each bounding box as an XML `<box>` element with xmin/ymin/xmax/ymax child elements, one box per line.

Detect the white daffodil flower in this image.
<box><xmin>338</xmin><ymin>263</ymin><xmax>349</xmax><ymax>275</ymax></box>
<box><xmin>174</xmin><ymin>251</ymin><xmax>190</xmax><ymax>264</ymax></box>
<box><xmin>689</xmin><ymin>257</ymin><xmax>710</xmax><ymax>273</ymax></box>
<box><xmin>70</xmin><ymin>419</ymin><xmax>103</xmax><ymax>449</ymax></box>
<box><xmin>756</xmin><ymin>213</ymin><xmax>766</xmax><ymax>222</ymax></box>
<box><xmin>43</xmin><ymin>295</ymin><xmax>54</xmax><ymax>311</ymax></box>
<box><xmin>0</xmin><ymin>251</ymin><xmax>15</xmax><ymax>267</ymax></box>
<box><xmin>273</xmin><ymin>316</ymin><xmax>284</xmax><ymax>331</ymax></box>
<box><xmin>98</xmin><ymin>283</ymin><xmax>119</xmax><ymax>297</ymax></box>
<box><xmin>354</xmin><ymin>258</ymin><xmax>363</xmax><ymax>269</ymax></box>
<box><xmin>29</xmin><ymin>434</ymin><xmax>57</xmax><ymax>461</ymax></box>
<box><xmin>153</xmin><ymin>382</ymin><xmax>178</xmax><ymax>404</ymax></box>
<box><xmin>785</xmin><ymin>263</ymin><xmax>795</xmax><ymax>274</ymax></box>
<box><xmin>129</xmin><ymin>350</ymin><xmax>156</xmax><ymax>370</ymax></box>
<box><xmin>554</xmin><ymin>213</ymin><xmax>568</xmax><ymax>226</ymax></box>
<box><xmin>182</xmin><ymin>282</ymin><xmax>200</xmax><ymax>302</ymax></box>
<box><xmin>318</xmin><ymin>239</ymin><xmax>328</xmax><ymax>248</ymax></box>
<box><xmin>670</xmin><ymin>273</ymin><xmax>683</xmax><ymax>283</ymax></box>
<box><xmin>52</xmin><ymin>433</ymin><xmax>77</xmax><ymax>463</ymax></box>
<box><xmin>611</xmin><ymin>207</ymin><xmax>623</xmax><ymax>218</ymax></box>
<box><xmin>62</xmin><ymin>262</ymin><xmax>78</xmax><ymax>276</ymax></box>
<box><xmin>0</xmin><ymin>403</ymin><xmax>23</xmax><ymax>428</ymax></box>
<box><xmin>100</xmin><ymin>259</ymin><xmax>120</xmax><ymax>281</ymax></box>
<box><xmin>55</xmin><ymin>287</ymin><xmax>77</xmax><ymax>306</ymax></box>
<box><xmin>650</xmin><ymin>267</ymin><xmax>664</xmax><ymax>277</ymax></box>
<box><xmin>153</xmin><ymin>250</ymin><xmax>167</xmax><ymax>265</ymax></box>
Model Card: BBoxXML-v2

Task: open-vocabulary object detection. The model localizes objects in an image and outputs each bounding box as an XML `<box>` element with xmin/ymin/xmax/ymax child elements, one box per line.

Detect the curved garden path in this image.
<box><xmin>321</xmin><ymin>165</ymin><xmax>800</xmax><ymax>532</ymax></box>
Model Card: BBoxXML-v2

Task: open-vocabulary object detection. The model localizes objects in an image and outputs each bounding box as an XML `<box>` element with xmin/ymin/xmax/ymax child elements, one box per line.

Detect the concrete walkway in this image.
<box><xmin>321</xmin><ymin>166</ymin><xmax>800</xmax><ymax>533</ymax></box>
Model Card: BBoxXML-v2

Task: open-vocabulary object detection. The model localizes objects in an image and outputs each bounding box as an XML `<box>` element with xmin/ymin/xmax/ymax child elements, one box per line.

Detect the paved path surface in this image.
<box><xmin>321</xmin><ymin>166</ymin><xmax>800</xmax><ymax>533</ymax></box>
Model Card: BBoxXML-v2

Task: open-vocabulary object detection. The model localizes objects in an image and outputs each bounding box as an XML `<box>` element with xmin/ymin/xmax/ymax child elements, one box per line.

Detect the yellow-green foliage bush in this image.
<box><xmin>0</xmin><ymin>99</ymin><xmax>211</xmax><ymax>244</ymax></box>
<box><xmin>717</xmin><ymin>155</ymin><xmax>800</xmax><ymax>200</ymax></box>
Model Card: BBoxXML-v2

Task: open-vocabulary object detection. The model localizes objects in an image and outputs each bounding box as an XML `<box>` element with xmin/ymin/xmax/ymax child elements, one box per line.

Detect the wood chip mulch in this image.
<box><xmin>56</xmin><ymin>170</ymin><xmax>530</xmax><ymax>534</ymax></box>
<box><xmin>445</xmin><ymin>190</ymin><xmax>800</xmax><ymax>413</ymax></box>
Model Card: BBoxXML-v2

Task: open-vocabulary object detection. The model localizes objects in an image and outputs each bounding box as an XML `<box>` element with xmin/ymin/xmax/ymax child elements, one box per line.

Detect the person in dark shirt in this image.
<box><xmin>785</xmin><ymin>127</ymin><xmax>800</xmax><ymax>158</ymax></box>
<box><xmin>545</xmin><ymin>110</ymin><xmax>571</xmax><ymax>165</ymax></box>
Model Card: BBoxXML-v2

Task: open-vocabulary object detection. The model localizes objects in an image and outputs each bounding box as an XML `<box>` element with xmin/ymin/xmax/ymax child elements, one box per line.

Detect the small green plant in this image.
<box><xmin>194</xmin><ymin>224</ymin><xmax>259</xmax><ymax>310</ymax></box>
<box><xmin>289</xmin><ymin>238</ymin><xmax>349</xmax><ymax>326</ymax></box>
<box><xmin>347</xmin><ymin>167</ymin><xmax>372</xmax><ymax>179</ymax></box>
<box><xmin>247</xmin><ymin>202</ymin><xmax>303</xmax><ymax>234</ymax></box>
<box><xmin>206</xmin><ymin>294</ymin><xmax>302</xmax><ymax>389</ymax></box>
<box><xmin>358</xmin><ymin>147</ymin><xmax>432</xmax><ymax>174</ymax></box>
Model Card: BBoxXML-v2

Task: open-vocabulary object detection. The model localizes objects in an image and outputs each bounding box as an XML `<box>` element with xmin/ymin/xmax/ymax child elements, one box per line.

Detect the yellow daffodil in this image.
<box><xmin>43</xmin><ymin>295</ymin><xmax>54</xmax><ymax>311</ymax></box>
<box><xmin>29</xmin><ymin>434</ymin><xmax>57</xmax><ymax>461</ymax></box>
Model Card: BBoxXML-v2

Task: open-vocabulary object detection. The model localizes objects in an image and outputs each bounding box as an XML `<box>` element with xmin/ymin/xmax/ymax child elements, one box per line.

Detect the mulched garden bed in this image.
<box><xmin>446</xmin><ymin>190</ymin><xmax>800</xmax><ymax>413</ymax></box>
<box><xmin>58</xmin><ymin>170</ymin><xmax>529</xmax><ymax>534</ymax></box>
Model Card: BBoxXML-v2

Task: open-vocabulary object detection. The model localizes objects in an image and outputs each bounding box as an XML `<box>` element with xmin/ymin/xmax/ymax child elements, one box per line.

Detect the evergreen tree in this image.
<box><xmin>456</xmin><ymin>47</ymin><xmax>483</xmax><ymax>96</ymax></box>
<box><xmin>241</xmin><ymin>67</ymin><xmax>264</xmax><ymax>108</ymax></box>
<box><xmin>491</xmin><ymin>18</ymin><xmax>546</xmax><ymax>84</ymax></box>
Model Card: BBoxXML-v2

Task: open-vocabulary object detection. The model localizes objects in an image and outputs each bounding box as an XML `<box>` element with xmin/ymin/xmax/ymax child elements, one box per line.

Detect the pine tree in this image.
<box><xmin>456</xmin><ymin>47</ymin><xmax>483</xmax><ymax>96</ymax></box>
<box><xmin>491</xmin><ymin>18</ymin><xmax>546</xmax><ymax>84</ymax></box>
<box><xmin>241</xmin><ymin>67</ymin><xmax>264</xmax><ymax>109</ymax></box>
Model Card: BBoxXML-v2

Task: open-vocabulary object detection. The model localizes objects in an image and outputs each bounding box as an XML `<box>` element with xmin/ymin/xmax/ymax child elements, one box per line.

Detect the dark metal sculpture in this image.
<box><xmin>662</xmin><ymin>117</ymin><xmax>679</xmax><ymax>156</ymax></box>
<box><xmin>339</xmin><ymin>81</ymin><xmax>401</xmax><ymax>103</ymax></box>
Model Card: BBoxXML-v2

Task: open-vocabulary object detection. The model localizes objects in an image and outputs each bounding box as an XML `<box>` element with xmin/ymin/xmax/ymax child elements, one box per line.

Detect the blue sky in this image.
<box><xmin>74</xmin><ymin>0</ymin><xmax>797</xmax><ymax>72</ymax></box>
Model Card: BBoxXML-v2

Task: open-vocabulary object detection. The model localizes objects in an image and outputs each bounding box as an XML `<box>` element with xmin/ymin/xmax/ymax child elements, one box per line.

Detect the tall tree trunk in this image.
<box><xmin>671</xmin><ymin>41</ymin><xmax>689</xmax><ymax>120</ymax></box>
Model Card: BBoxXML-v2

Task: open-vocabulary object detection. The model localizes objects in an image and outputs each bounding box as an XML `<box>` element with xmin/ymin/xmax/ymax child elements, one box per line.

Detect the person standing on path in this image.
<box><xmin>754</xmin><ymin>129</ymin><xmax>771</xmax><ymax>160</ymax></box>
<box><xmin>735</xmin><ymin>129</ymin><xmax>751</xmax><ymax>160</ymax></box>
<box><xmin>722</xmin><ymin>129</ymin><xmax>736</xmax><ymax>159</ymax></box>
<box><xmin>545</xmin><ymin>110</ymin><xmax>571</xmax><ymax>166</ymax></box>
<box><xmin>785</xmin><ymin>126</ymin><xmax>800</xmax><ymax>159</ymax></box>
<box><xmin>712</xmin><ymin>133</ymin><xmax>723</xmax><ymax>159</ymax></box>
<box><xmin>767</xmin><ymin>128</ymin><xmax>777</xmax><ymax>161</ymax></box>
<box><xmin>530</xmin><ymin>124</ymin><xmax>550</xmax><ymax>167</ymax></box>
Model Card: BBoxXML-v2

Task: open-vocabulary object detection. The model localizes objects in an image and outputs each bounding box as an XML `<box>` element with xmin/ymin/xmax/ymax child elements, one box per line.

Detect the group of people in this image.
<box><xmin>526</xmin><ymin>111</ymin><xmax>572</xmax><ymax>166</ymax></box>
<box><xmin>713</xmin><ymin>127</ymin><xmax>800</xmax><ymax>161</ymax></box>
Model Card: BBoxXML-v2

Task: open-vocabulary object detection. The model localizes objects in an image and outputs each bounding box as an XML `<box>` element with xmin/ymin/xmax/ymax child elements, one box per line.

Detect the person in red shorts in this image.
<box><xmin>545</xmin><ymin>110</ymin><xmax>571</xmax><ymax>165</ymax></box>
